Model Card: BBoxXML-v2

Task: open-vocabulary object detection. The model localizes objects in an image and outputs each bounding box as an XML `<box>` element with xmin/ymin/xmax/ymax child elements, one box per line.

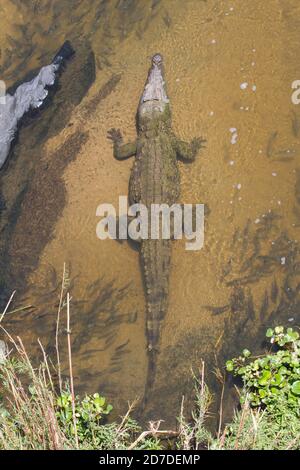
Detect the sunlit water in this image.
<box><xmin>0</xmin><ymin>0</ymin><xmax>300</xmax><ymax>426</ymax></box>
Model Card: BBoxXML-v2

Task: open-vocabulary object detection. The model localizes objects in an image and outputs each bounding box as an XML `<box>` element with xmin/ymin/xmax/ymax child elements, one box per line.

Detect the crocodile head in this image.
<box><xmin>138</xmin><ymin>54</ymin><xmax>170</xmax><ymax>128</ymax></box>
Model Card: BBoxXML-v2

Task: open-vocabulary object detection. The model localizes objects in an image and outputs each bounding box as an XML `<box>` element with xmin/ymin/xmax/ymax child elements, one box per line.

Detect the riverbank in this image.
<box><xmin>0</xmin><ymin>316</ymin><xmax>299</xmax><ymax>450</ymax></box>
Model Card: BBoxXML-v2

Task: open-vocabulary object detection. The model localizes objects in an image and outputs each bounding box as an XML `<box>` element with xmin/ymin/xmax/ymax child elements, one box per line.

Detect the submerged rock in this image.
<box><xmin>0</xmin><ymin>41</ymin><xmax>75</xmax><ymax>170</ymax></box>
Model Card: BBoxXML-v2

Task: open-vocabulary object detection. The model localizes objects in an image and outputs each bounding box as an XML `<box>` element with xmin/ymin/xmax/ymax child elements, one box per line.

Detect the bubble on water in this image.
<box><xmin>230</xmin><ymin>128</ymin><xmax>238</xmax><ymax>144</ymax></box>
<box><xmin>240</xmin><ymin>82</ymin><xmax>248</xmax><ymax>90</ymax></box>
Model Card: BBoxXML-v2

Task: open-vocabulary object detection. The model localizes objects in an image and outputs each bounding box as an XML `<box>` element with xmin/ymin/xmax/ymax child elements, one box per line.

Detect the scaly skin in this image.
<box><xmin>108</xmin><ymin>54</ymin><xmax>205</xmax><ymax>398</ymax></box>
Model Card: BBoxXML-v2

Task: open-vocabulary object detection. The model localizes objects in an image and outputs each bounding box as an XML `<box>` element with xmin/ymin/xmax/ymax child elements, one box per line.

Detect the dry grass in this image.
<box><xmin>0</xmin><ymin>333</ymin><xmax>66</xmax><ymax>450</ymax></box>
<box><xmin>0</xmin><ymin>275</ymin><xmax>299</xmax><ymax>450</ymax></box>
<box><xmin>0</xmin><ymin>273</ymin><xmax>175</xmax><ymax>450</ymax></box>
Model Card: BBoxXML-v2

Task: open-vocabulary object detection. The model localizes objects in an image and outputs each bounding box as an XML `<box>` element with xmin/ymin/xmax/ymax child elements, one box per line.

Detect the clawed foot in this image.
<box><xmin>107</xmin><ymin>128</ymin><xmax>123</xmax><ymax>145</ymax></box>
<box><xmin>192</xmin><ymin>137</ymin><xmax>206</xmax><ymax>156</ymax></box>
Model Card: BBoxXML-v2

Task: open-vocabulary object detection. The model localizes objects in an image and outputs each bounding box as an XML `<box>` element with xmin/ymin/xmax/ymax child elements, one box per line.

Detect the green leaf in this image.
<box><xmin>275</xmin><ymin>326</ymin><xmax>283</xmax><ymax>334</ymax></box>
<box><xmin>266</xmin><ymin>328</ymin><xmax>274</xmax><ymax>338</ymax></box>
<box><xmin>226</xmin><ymin>360</ymin><xmax>234</xmax><ymax>372</ymax></box>
<box><xmin>243</xmin><ymin>349</ymin><xmax>251</xmax><ymax>358</ymax></box>
<box><xmin>271</xmin><ymin>373</ymin><xmax>283</xmax><ymax>386</ymax></box>
<box><xmin>278</xmin><ymin>366</ymin><xmax>288</xmax><ymax>376</ymax></box>
<box><xmin>94</xmin><ymin>396</ymin><xmax>106</xmax><ymax>407</ymax></box>
<box><xmin>286</xmin><ymin>328</ymin><xmax>299</xmax><ymax>341</ymax></box>
<box><xmin>258</xmin><ymin>369</ymin><xmax>271</xmax><ymax>385</ymax></box>
<box><xmin>259</xmin><ymin>389</ymin><xmax>267</xmax><ymax>398</ymax></box>
<box><xmin>291</xmin><ymin>381</ymin><xmax>300</xmax><ymax>396</ymax></box>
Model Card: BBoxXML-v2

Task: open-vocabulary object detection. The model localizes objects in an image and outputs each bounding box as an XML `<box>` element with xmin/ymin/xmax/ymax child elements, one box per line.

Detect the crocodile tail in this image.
<box><xmin>141</xmin><ymin>239</ymin><xmax>171</xmax><ymax>352</ymax></box>
<box><xmin>140</xmin><ymin>239</ymin><xmax>171</xmax><ymax>410</ymax></box>
<box><xmin>141</xmin><ymin>349</ymin><xmax>159</xmax><ymax>410</ymax></box>
<box><xmin>146</xmin><ymin>296</ymin><xmax>168</xmax><ymax>351</ymax></box>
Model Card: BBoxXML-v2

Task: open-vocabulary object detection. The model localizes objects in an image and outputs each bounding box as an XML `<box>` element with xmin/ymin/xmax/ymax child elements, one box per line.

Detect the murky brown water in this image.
<box><xmin>1</xmin><ymin>0</ymin><xmax>300</xmax><ymax>425</ymax></box>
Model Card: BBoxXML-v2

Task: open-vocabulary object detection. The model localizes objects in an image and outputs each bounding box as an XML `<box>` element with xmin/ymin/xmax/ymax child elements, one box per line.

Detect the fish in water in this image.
<box><xmin>0</xmin><ymin>41</ymin><xmax>75</xmax><ymax>170</ymax></box>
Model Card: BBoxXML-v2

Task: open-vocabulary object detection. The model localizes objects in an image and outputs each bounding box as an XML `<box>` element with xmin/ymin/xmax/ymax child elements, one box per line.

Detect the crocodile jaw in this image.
<box><xmin>139</xmin><ymin>54</ymin><xmax>169</xmax><ymax>116</ymax></box>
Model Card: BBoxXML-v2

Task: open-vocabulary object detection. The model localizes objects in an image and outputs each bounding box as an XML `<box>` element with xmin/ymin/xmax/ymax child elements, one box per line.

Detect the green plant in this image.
<box><xmin>226</xmin><ymin>326</ymin><xmax>300</xmax><ymax>412</ymax></box>
<box><xmin>177</xmin><ymin>364</ymin><xmax>213</xmax><ymax>450</ymax></box>
<box><xmin>56</xmin><ymin>391</ymin><xmax>113</xmax><ymax>446</ymax></box>
<box><xmin>211</xmin><ymin>399</ymin><xmax>300</xmax><ymax>450</ymax></box>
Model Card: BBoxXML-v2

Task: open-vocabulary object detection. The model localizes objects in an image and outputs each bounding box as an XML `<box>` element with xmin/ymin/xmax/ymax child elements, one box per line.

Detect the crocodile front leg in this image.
<box><xmin>173</xmin><ymin>136</ymin><xmax>206</xmax><ymax>162</ymax></box>
<box><xmin>107</xmin><ymin>128</ymin><xmax>137</xmax><ymax>160</ymax></box>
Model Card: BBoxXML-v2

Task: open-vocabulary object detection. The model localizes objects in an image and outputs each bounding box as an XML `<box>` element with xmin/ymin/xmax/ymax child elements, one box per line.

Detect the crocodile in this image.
<box><xmin>0</xmin><ymin>41</ymin><xmax>74</xmax><ymax>170</ymax></box>
<box><xmin>108</xmin><ymin>54</ymin><xmax>204</xmax><ymax>398</ymax></box>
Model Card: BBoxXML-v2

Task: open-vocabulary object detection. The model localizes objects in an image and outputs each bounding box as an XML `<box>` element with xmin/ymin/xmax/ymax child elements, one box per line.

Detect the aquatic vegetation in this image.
<box><xmin>226</xmin><ymin>326</ymin><xmax>300</xmax><ymax>412</ymax></box>
<box><xmin>56</xmin><ymin>391</ymin><xmax>113</xmax><ymax>446</ymax></box>
<box><xmin>1</xmin><ymin>325</ymin><xmax>299</xmax><ymax>450</ymax></box>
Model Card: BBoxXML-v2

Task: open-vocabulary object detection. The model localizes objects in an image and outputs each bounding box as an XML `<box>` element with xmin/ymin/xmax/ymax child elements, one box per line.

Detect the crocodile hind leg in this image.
<box><xmin>107</xmin><ymin>128</ymin><xmax>137</xmax><ymax>160</ymax></box>
<box><xmin>173</xmin><ymin>136</ymin><xmax>206</xmax><ymax>162</ymax></box>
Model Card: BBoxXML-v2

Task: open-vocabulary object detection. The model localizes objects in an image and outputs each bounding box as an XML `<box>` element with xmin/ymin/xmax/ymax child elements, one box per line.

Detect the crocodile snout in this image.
<box><xmin>152</xmin><ymin>53</ymin><xmax>163</xmax><ymax>67</ymax></box>
<box><xmin>139</xmin><ymin>53</ymin><xmax>169</xmax><ymax>112</ymax></box>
